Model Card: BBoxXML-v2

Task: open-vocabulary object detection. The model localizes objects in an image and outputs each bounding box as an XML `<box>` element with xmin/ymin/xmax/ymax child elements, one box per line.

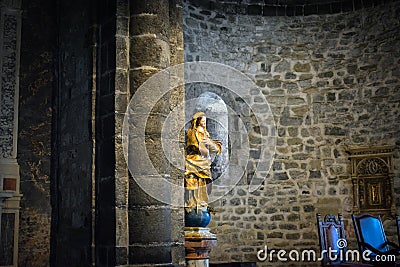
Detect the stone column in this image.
<box><xmin>128</xmin><ymin>0</ymin><xmax>185</xmax><ymax>265</ymax></box>
<box><xmin>128</xmin><ymin>1</ymin><xmax>172</xmax><ymax>263</ymax></box>
<box><xmin>0</xmin><ymin>3</ymin><xmax>22</xmax><ymax>267</ymax></box>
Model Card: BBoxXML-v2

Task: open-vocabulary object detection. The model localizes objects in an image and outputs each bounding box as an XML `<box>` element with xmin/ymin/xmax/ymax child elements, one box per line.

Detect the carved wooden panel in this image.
<box><xmin>0</xmin><ymin>8</ymin><xmax>21</xmax><ymax>159</ymax></box>
<box><xmin>0</xmin><ymin>5</ymin><xmax>21</xmax><ymax>267</ymax></box>
<box><xmin>347</xmin><ymin>146</ymin><xmax>395</xmax><ymax>215</ymax></box>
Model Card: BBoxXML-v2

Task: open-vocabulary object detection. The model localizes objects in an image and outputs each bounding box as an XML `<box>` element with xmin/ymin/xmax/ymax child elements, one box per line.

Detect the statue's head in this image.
<box><xmin>192</xmin><ymin>112</ymin><xmax>206</xmax><ymax>128</ymax></box>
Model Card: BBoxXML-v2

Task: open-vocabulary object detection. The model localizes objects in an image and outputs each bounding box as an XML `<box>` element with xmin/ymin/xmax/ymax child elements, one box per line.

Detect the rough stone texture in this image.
<box><xmin>95</xmin><ymin>0</ymin><xmax>119</xmax><ymax>266</ymax></box>
<box><xmin>169</xmin><ymin>1</ymin><xmax>186</xmax><ymax>266</ymax></box>
<box><xmin>128</xmin><ymin>0</ymin><xmax>185</xmax><ymax>266</ymax></box>
<box><xmin>184</xmin><ymin>1</ymin><xmax>400</xmax><ymax>266</ymax></box>
<box><xmin>11</xmin><ymin>0</ymin><xmax>400</xmax><ymax>266</ymax></box>
<box><xmin>186</xmin><ymin>0</ymin><xmax>397</xmax><ymax>16</ymax></box>
<box><xmin>50</xmin><ymin>0</ymin><xmax>95</xmax><ymax>265</ymax></box>
<box><xmin>114</xmin><ymin>1</ymin><xmax>130</xmax><ymax>266</ymax></box>
<box><xmin>15</xmin><ymin>0</ymin><xmax>185</xmax><ymax>266</ymax></box>
<box><xmin>18</xmin><ymin>213</ymin><xmax>51</xmax><ymax>266</ymax></box>
<box><xmin>18</xmin><ymin>0</ymin><xmax>55</xmax><ymax>265</ymax></box>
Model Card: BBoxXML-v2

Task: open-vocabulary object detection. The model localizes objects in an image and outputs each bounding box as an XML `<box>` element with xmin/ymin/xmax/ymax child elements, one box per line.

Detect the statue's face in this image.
<box><xmin>199</xmin><ymin>116</ymin><xmax>206</xmax><ymax>128</ymax></box>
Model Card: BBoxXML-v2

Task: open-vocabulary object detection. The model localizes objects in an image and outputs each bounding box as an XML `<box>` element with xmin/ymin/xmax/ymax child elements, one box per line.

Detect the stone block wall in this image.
<box><xmin>50</xmin><ymin>0</ymin><xmax>96</xmax><ymax>265</ymax></box>
<box><xmin>18</xmin><ymin>0</ymin><xmax>55</xmax><ymax>265</ymax></box>
<box><xmin>95</xmin><ymin>0</ymin><xmax>120</xmax><ymax>266</ymax></box>
<box><xmin>187</xmin><ymin>0</ymin><xmax>399</xmax><ymax>16</ymax></box>
<box><xmin>184</xmin><ymin>1</ymin><xmax>400</xmax><ymax>266</ymax></box>
<box><xmin>128</xmin><ymin>0</ymin><xmax>185</xmax><ymax>266</ymax></box>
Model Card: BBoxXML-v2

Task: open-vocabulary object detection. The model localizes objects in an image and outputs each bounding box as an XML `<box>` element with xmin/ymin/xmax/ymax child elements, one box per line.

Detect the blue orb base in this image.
<box><xmin>185</xmin><ymin>207</ymin><xmax>211</xmax><ymax>227</ymax></box>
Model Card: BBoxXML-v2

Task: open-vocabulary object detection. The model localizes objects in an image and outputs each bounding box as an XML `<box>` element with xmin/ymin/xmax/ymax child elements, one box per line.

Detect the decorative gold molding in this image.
<box><xmin>346</xmin><ymin>145</ymin><xmax>395</xmax><ymax>216</ymax></box>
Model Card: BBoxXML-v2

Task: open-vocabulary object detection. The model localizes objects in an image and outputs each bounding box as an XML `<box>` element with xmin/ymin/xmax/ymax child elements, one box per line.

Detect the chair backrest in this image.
<box><xmin>352</xmin><ymin>213</ymin><xmax>390</xmax><ymax>256</ymax></box>
<box><xmin>316</xmin><ymin>213</ymin><xmax>347</xmax><ymax>266</ymax></box>
<box><xmin>396</xmin><ymin>215</ymin><xmax>400</xmax><ymax>246</ymax></box>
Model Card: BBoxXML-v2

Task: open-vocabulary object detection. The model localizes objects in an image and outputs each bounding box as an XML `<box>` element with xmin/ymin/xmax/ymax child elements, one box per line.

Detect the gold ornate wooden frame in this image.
<box><xmin>347</xmin><ymin>146</ymin><xmax>395</xmax><ymax>216</ymax></box>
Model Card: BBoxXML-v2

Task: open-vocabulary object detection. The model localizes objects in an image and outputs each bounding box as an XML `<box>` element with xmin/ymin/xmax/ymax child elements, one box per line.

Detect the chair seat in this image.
<box><xmin>370</xmin><ymin>259</ymin><xmax>400</xmax><ymax>267</ymax></box>
<box><xmin>352</xmin><ymin>213</ymin><xmax>400</xmax><ymax>267</ymax></box>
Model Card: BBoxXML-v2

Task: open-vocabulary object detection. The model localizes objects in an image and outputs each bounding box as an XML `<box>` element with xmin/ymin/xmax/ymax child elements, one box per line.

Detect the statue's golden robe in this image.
<box><xmin>185</xmin><ymin>127</ymin><xmax>222</xmax><ymax>208</ymax></box>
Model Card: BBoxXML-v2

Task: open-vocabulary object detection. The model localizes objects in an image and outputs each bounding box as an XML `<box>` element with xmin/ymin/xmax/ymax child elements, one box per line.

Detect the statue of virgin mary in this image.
<box><xmin>184</xmin><ymin>112</ymin><xmax>222</xmax><ymax>211</ymax></box>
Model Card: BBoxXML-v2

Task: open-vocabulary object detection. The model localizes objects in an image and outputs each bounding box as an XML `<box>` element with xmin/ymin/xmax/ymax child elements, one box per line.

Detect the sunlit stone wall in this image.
<box><xmin>184</xmin><ymin>1</ymin><xmax>400</xmax><ymax>265</ymax></box>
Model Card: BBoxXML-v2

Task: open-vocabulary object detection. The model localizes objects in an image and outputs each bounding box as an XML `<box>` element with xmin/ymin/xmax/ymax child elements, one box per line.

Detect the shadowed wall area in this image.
<box><xmin>16</xmin><ymin>0</ymin><xmax>184</xmax><ymax>266</ymax></box>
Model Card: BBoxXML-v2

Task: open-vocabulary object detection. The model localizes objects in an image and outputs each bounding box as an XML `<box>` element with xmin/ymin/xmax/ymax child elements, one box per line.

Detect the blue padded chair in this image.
<box><xmin>397</xmin><ymin>215</ymin><xmax>400</xmax><ymax>247</ymax></box>
<box><xmin>317</xmin><ymin>213</ymin><xmax>373</xmax><ymax>267</ymax></box>
<box><xmin>352</xmin><ymin>213</ymin><xmax>400</xmax><ymax>267</ymax></box>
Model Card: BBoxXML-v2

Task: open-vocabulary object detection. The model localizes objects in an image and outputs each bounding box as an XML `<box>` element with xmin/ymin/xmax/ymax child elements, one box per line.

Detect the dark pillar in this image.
<box><xmin>51</xmin><ymin>0</ymin><xmax>97</xmax><ymax>265</ymax></box>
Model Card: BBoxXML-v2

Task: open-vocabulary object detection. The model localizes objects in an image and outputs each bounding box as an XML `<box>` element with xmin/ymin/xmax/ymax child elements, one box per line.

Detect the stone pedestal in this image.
<box><xmin>185</xmin><ymin>227</ymin><xmax>217</xmax><ymax>267</ymax></box>
<box><xmin>0</xmin><ymin>190</ymin><xmax>15</xmax><ymax>266</ymax></box>
<box><xmin>187</xmin><ymin>258</ymin><xmax>209</xmax><ymax>267</ymax></box>
<box><xmin>0</xmin><ymin>191</ymin><xmax>14</xmax><ymax>237</ymax></box>
<box><xmin>0</xmin><ymin>162</ymin><xmax>21</xmax><ymax>267</ymax></box>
